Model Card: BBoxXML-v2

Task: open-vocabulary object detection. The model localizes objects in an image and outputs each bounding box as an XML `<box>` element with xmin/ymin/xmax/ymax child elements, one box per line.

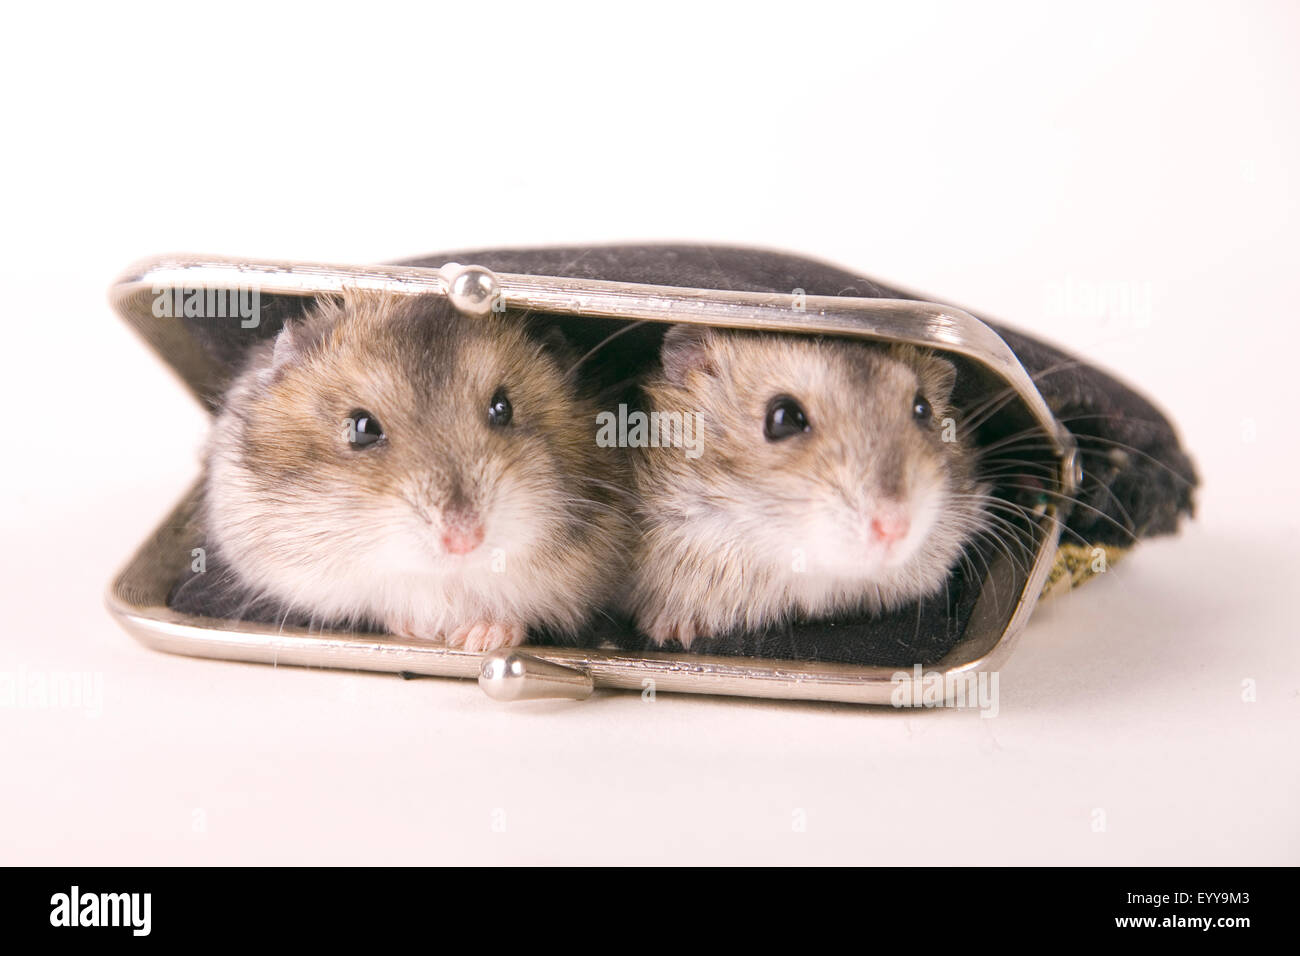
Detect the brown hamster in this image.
<box><xmin>204</xmin><ymin>290</ymin><xmax>630</xmax><ymax>652</ymax></box>
<box><xmin>624</xmin><ymin>325</ymin><xmax>989</xmax><ymax>647</ymax></box>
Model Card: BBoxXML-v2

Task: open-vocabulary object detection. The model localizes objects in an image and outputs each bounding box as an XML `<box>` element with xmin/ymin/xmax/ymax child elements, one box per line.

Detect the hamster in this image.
<box><xmin>203</xmin><ymin>290</ymin><xmax>630</xmax><ymax>652</ymax></box>
<box><xmin>624</xmin><ymin>325</ymin><xmax>989</xmax><ymax>647</ymax></box>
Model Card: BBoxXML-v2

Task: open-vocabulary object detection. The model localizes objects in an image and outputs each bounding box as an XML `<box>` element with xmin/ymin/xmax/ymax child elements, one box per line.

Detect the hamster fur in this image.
<box><xmin>625</xmin><ymin>325</ymin><xmax>989</xmax><ymax>647</ymax></box>
<box><xmin>204</xmin><ymin>290</ymin><xmax>630</xmax><ymax>652</ymax></box>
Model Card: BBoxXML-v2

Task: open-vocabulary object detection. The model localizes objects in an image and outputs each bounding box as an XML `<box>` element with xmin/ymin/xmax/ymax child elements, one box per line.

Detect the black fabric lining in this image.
<box><xmin>167</xmin><ymin>534</ymin><xmax>989</xmax><ymax>667</ymax></box>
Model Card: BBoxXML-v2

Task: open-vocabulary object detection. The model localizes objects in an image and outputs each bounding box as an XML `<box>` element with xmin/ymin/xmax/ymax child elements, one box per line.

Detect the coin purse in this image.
<box><xmin>107</xmin><ymin>245</ymin><xmax>1196</xmax><ymax>705</ymax></box>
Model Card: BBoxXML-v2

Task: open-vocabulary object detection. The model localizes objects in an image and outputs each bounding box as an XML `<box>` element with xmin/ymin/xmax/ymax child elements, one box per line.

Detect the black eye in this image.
<box><xmin>912</xmin><ymin>393</ymin><xmax>933</xmax><ymax>424</ymax></box>
<box><xmin>347</xmin><ymin>409</ymin><xmax>384</xmax><ymax>449</ymax></box>
<box><xmin>764</xmin><ymin>395</ymin><xmax>811</xmax><ymax>442</ymax></box>
<box><xmin>488</xmin><ymin>387</ymin><xmax>512</xmax><ymax>427</ymax></box>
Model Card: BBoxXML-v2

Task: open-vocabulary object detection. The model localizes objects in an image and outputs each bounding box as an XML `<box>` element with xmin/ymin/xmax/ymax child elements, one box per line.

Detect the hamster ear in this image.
<box><xmin>536</xmin><ymin>323</ymin><xmax>578</xmax><ymax>366</ymax></box>
<box><xmin>894</xmin><ymin>344</ymin><xmax>958</xmax><ymax>404</ymax></box>
<box><xmin>923</xmin><ymin>354</ymin><xmax>959</xmax><ymax>403</ymax></box>
<box><xmin>518</xmin><ymin>318</ymin><xmax>582</xmax><ymax>377</ymax></box>
<box><xmin>268</xmin><ymin>321</ymin><xmax>305</xmax><ymax>374</ymax></box>
<box><xmin>660</xmin><ymin>324</ymin><xmax>720</xmax><ymax>386</ymax></box>
<box><xmin>261</xmin><ymin>296</ymin><xmax>342</xmax><ymax>382</ymax></box>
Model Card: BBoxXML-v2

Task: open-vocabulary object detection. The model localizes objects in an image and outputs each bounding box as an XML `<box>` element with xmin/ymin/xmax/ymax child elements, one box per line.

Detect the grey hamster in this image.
<box><xmin>624</xmin><ymin>325</ymin><xmax>988</xmax><ymax>647</ymax></box>
<box><xmin>204</xmin><ymin>290</ymin><xmax>630</xmax><ymax>652</ymax></box>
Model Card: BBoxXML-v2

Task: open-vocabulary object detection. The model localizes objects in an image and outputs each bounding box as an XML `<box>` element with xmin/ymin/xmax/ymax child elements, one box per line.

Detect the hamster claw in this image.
<box><xmin>644</xmin><ymin>613</ymin><xmax>700</xmax><ymax>650</ymax></box>
<box><xmin>384</xmin><ymin>614</ymin><xmax>440</xmax><ymax>644</ymax></box>
<box><xmin>449</xmin><ymin>620</ymin><xmax>527</xmax><ymax>653</ymax></box>
<box><xmin>385</xmin><ymin>615</ymin><xmax>527</xmax><ymax>653</ymax></box>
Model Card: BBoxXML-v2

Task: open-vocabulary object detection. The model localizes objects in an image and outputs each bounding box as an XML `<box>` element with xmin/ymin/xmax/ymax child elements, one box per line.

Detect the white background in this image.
<box><xmin>2</xmin><ymin>1</ymin><xmax>1296</xmax><ymax>864</ymax></box>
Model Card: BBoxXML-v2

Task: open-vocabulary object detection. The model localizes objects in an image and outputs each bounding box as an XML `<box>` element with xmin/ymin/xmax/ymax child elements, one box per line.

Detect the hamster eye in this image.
<box><xmin>764</xmin><ymin>395</ymin><xmax>811</xmax><ymax>442</ymax></box>
<box><xmin>347</xmin><ymin>410</ymin><xmax>384</xmax><ymax>449</ymax></box>
<box><xmin>488</xmin><ymin>387</ymin><xmax>513</xmax><ymax>428</ymax></box>
<box><xmin>912</xmin><ymin>393</ymin><xmax>933</xmax><ymax>425</ymax></box>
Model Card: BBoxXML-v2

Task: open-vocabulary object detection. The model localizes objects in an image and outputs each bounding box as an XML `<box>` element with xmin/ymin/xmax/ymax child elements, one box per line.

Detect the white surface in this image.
<box><xmin>2</xmin><ymin>1</ymin><xmax>1297</xmax><ymax>865</ymax></box>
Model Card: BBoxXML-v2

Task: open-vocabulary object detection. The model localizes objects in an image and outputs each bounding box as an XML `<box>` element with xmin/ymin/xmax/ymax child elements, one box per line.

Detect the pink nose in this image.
<box><xmin>870</xmin><ymin>513</ymin><xmax>911</xmax><ymax>545</ymax></box>
<box><xmin>441</xmin><ymin>523</ymin><xmax>485</xmax><ymax>555</ymax></box>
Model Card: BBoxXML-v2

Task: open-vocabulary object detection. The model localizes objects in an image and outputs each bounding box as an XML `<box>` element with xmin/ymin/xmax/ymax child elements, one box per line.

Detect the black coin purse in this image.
<box><xmin>108</xmin><ymin>245</ymin><xmax>1197</xmax><ymax>705</ymax></box>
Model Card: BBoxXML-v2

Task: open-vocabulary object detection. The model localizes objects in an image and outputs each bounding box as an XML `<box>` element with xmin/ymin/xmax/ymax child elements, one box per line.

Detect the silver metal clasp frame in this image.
<box><xmin>478</xmin><ymin>652</ymin><xmax>594</xmax><ymax>701</ymax></box>
<box><xmin>106</xmin><ymin>255</ymin><xmax>1077</xmax><ymax>707</ymax></box>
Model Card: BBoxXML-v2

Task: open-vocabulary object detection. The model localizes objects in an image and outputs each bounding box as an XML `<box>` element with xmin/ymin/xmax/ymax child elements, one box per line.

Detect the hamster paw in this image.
<box><xmin>642</xmin><ymin>612</ymin><xmax>701</xmax><ymax>650</ymax></box>
<box><xmin>448</xmin><ymin>620</ymin><xmax>527</xmax><ymax>653</ymax></box>
<box><xmin>383</xmin><ymin>614</ymin><xmax>444</xmax><ymax>644</ymax></box>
